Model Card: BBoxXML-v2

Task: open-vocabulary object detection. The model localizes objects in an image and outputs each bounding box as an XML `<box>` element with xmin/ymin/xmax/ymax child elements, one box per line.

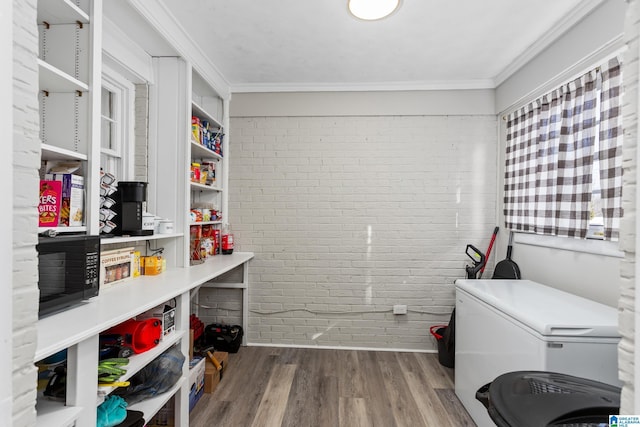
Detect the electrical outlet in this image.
<box><xmin>393</xmin><ymin>304</ymin><xmax>407</xmax><ymax>315</ymax></box>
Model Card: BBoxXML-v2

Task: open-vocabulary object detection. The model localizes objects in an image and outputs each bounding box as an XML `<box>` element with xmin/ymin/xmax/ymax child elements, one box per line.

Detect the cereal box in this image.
<box><xmin>44</xmin><ymin>173</ymin><xmax>84</xmax><ymax>227</ymax></box>
<box><xmin>38</xmin><ymin>180</ymin><xmax>62</xmax><ymax>227</ymax></box>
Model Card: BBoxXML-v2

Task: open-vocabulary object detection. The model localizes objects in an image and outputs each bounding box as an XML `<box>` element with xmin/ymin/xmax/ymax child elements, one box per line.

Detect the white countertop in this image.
<box><xmin>455</xmin><ymin>279</ymin><xmax>619</xmax><ymax>338</ymax></box>
<box><xmin>36</xmin><ymin>252</ymin><xmax>254</xmax><ymax>361</ymax></box>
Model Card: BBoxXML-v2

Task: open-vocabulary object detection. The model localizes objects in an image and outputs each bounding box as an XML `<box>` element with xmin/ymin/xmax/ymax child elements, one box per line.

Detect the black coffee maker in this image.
<box><xmin>113</xmin><ymin>181</ymin><xmax>152</xmax><ymax>236</ymax></box>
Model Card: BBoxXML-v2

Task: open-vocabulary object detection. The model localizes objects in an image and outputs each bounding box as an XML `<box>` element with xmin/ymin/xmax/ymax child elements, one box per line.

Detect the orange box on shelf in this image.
<box><xmin>142</xmin><ymin>255</ymin><xmax>163</xmax><ymax>275</ymax></box>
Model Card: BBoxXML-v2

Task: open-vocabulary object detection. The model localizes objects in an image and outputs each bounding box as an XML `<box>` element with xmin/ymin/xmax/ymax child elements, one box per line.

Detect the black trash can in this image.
<box><xmin>429</xmin><ymin>325</ymin><xmax>454</xmax><ymax>368</ymax></box>
<box><xmin>476</xmin><ymin>371</ymin><xmax>620</xmax><ymax>427</ymax></box>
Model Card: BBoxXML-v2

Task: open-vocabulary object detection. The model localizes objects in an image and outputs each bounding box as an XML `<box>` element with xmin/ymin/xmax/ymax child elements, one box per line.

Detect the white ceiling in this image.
<box><xmin>157</xmin><ymin>0</ymin><xmax>600</xmax><ymax>92</ymax></box>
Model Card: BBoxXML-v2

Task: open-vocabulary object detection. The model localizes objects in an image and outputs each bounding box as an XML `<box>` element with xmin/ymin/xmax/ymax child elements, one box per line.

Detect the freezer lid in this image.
<box><xmin>455</xmin><ymin>279</ymin><xmax>620</xmax><ymax>338</ymax></box>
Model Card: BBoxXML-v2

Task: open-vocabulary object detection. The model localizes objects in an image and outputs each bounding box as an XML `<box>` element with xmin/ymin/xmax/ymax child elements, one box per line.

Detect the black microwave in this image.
<box><xmin>37</xmin><ymin>234</ymin><xmax>100</xmax><ymax>317</ymax></box>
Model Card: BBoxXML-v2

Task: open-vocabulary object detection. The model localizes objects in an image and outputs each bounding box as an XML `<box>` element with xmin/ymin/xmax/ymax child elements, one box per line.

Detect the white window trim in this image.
<box><xmin>102</xmin><ymin>64</ymin><xmax>135</xmax><ymax>180</ymax></box>
<box><xmin>513</xmin><ymin>232</ymin><xmax>624</xmax><ymax>258</ymax></box>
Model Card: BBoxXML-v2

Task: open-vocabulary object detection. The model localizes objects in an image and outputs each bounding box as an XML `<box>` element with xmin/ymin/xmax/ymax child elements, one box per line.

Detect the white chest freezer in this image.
<box><xmin>454</xmin><ymin>279</ymin><xmax>620</xmax><ymax>427</ymax></box>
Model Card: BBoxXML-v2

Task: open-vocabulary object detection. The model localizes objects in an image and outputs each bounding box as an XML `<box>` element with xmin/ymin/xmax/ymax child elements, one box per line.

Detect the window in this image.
<box><xmin>101</xmin><ymin>68</ymin><xmax>135</xmax><ymax>180</ymax></box>
<box><xmin>504</xmin><ymin>57</ymin><xmax>623</xmax><ymax>241</ymax></box>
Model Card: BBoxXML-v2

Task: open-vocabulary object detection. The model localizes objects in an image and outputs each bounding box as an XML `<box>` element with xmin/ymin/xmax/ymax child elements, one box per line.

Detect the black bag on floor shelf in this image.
<box><xmin>204</xmin><ymin>323</ymin><xmax>243</xmax><ymax>353</ymax></box>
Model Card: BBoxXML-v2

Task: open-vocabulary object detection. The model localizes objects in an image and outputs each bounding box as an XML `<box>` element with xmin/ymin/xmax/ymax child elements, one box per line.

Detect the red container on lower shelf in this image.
<box><xmin>103</xmin><ymin>318</ymin><xmax>162</xmax><ymax>354</ymax></box>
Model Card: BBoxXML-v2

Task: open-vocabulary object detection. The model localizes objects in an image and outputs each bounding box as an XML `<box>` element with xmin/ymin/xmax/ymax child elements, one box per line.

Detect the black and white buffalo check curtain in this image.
<box><xmin>504</xmin><ymin>57</ymin><xmax>623</xmax><ymax>240</ymax></box>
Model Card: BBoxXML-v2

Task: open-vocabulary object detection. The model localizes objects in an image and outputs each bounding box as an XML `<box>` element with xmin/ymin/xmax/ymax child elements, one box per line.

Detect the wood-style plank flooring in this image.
<box><xmin>190</xmin><ymin>346</ymin><xmax>476</xmax><ymax>427</ymax></box>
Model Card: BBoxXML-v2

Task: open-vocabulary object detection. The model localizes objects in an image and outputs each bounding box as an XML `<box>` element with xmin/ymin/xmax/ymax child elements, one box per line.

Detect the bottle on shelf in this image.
<box><xmin>222</xmin><ymin>224</ymin><xmax>234</xmax><ymax>255</ymax></box>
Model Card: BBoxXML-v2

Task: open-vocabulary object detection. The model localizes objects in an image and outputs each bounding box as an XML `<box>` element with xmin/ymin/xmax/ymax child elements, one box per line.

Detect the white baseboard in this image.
<box><xmin>246</xmin><ymin>342</ymin><xmax>437</xmax><ymax>354</ymax></box>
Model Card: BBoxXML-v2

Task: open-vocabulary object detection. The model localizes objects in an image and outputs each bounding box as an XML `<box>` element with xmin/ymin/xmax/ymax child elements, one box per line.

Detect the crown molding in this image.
<box><xmin>230</xmin><ymin>79</ymin><xmax>496</xmax><ymax>94</ymax></box>
<box><xmin>129</xmin><ymin>0</ymin><xmax>231</xmax><ymax>100</ymax></box>
<box><xmin>493</xmin><ymin>0</ymin><xmax>606</xmax><ymax>87</ymax></box>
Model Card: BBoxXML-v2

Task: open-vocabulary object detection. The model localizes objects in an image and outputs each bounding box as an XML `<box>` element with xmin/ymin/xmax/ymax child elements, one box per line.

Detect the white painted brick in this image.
<box><xmin>13</xmin><ymin>0</ymin><xmax>41</xmax><ymax>424</ymax></box>
<box><xmin>619</xmin><ymin>0</ymin><xmax>639</xmax><ymax>414</ymax></box>
<box><xmin>231</xmin><ymin>114</ymin><xmax>496</xmax><ymax>350</ymax></box>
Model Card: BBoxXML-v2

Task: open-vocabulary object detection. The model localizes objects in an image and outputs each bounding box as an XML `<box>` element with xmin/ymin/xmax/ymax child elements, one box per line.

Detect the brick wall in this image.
<box><xmin>13</xmin><ymin>0</ymin><xmax>40</xmax><ymax>425</ymax></box>
<box><xmin>229</xmin><ymin>115</ymin><xmax>497</xmax><ymax>350</ymax></box>
<box><xmin>198</xmin><ymin>268</ymin><xmax>245</xmax><ymax>327</ymax></box>
<box><xmin>134</xmin><ymin>83</ymin><xmax>148</xmax><ymax>182</ymax></box>
<box><xmin>620</xmin><ymin>0</ymin><xmax>639</xmax><ymax>414</ymax></box>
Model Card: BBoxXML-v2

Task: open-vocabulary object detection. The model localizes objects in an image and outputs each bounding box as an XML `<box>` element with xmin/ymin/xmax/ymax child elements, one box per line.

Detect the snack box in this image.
<box><xmin>44</xmin><ymin>173</ymin><xmax>84</xmax><ymax>227</ymax></box>
<box><xmin>38</xmin><ymin>180</ymin><xmax>62</xmax><ymax>227</ymax></box>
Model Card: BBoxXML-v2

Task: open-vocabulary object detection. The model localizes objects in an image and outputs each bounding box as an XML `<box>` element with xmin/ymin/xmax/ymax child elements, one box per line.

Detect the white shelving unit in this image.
<box><xmin>129</xmin><ymin>378</ymin><xmax>186</xmax><ymax>419</ymax></box>
<box><xmin>190</xmin><ymin>181</ymin><xmax>222</xmax><ymax>192</ymax></box>
<box><xmin>100</xmin><ymin>233</ymin><xmax>184</xmax><ymax>246</ymax></box>
<box><xmin>37</xmin><ymin>0</ymin><xmax>100</xmax><ymax>236</ymax></box>
<box><xmin>34</xmin><ymin>1</ymin><xmax>240</xmax><ymax>426</ymax></box>
<box><xmin>190</xmin><ymin>140</ymin><xmax>222</xmax><ymax>162</ymax></box>
<box><xmin>35</xmin><ymin>252</ymin><xmax>254</xmax><ymax>427</ymax></box>
<box><xmin>97</xmin><ymin>330</ymin><xmax>185</xmax><ymax>399</ymax></box>
<box><xmin>189</xmin><ymin>72</ymin><xmax>228</xmax><ymax>267</ymax></box>
<box><xmin>38</xmin><ymin>59</ymin><xmax>89</xmax><ymax>93</ymax></box>
<box><xmin>35</xmin><ymin>399</ymin><xmax>83</xmax><ymax>427</ymax></box>
<box><xmin>41</xmin><ymin>143</ymin><xmax>88</xmax><ymax>162</ymax></box>
<box><xmin>38</xmin><ymin>0</ymin><xmax>90</xmax><ymax>24</ymax></box>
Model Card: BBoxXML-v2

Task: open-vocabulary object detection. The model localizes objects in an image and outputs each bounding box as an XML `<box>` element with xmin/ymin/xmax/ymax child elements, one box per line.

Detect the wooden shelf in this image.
<box><xmin>35</xmin><ymin>252</ymin><xmax>254</xmax><ymax>361</ymax></box>
<box><xmin>100</xmin><ymin>233</ymin><xmax>184</xmax><ymax>246</ymax></box>
<box><xmin>37</xmin><ymin>0</ymin><xmax>89</xmax><ymax>25</ymax></box>
<box><xmin>191</xmin><ymin>140</ymin><xmax>223</xmax><ymax>160</ymax></box>
<box><xmin>38</xmin><ymin>59</ymin><xmax>89</xmax><ymax>93</ymax></box>
<box><xmin>190</xmin><ymin>181</ymin><xmax>222</xmax><ymax>192</ymax></box>
<box><xmin>41</xmin><ymin>143</ymin><xmax>88</xmax><ymax>161</ymax></box>
<box><xmin>192</xmin><ymin>102</ymin><xmax>222</xmax><ymax>129</ymax></box>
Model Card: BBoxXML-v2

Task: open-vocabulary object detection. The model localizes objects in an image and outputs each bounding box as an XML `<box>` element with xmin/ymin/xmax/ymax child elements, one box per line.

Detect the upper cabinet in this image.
<box><xmin>38</xmin><ymin>0</ymin><xmax>102</xmax><ymax>235</ymax></box>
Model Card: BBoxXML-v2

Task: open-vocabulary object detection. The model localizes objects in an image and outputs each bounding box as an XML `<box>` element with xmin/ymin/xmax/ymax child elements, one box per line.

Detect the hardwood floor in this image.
<box><xmin>190</xmin><ymin>346</ymin><xmax>476</xmax><ymax>427</ymax></box>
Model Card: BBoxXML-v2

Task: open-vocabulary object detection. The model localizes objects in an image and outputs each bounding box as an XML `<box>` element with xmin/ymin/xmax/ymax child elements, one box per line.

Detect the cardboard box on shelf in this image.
<box><xmin>189</xmin><ymin>357</ymin><xmax>206</xmax><ymax>411</ymax></box>
<box><xmin>204</xmin><ymin>351</ymin><xmax>228</xmax><ymax>393</ymax></box>
<box><xmin>99</xmin><ymin>247</ymin><xmax>134</xmax><ymax>289</ymax></box>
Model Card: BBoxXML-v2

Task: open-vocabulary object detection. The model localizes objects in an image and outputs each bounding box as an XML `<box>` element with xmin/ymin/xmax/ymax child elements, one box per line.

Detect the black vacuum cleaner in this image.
<box><xmin>465</xmin><ymin>244</ymin><xmax>486</xmax><ymax>279</ymax></box>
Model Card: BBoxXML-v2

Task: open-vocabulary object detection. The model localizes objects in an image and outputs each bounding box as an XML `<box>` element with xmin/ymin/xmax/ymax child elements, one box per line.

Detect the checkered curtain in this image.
<box><xmin>504</xmin><ymin>102</ymin><xmax>541</xmax><ymax>233</ymax></box>
<box><xmin>504</xmin><ymin>64</ymin><xmax>616</xmax><ymax>239</ymax></box>
<box><xmin>598</xmin><ymin>57</ymin><xmax>623</xmax><ymax>240</ymax></box>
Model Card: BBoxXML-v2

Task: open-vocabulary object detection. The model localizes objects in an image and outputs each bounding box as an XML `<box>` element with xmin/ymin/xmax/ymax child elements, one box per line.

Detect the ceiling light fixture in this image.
<box><xmin>348</xmin><ymin>0</ymin><xmax>401</xmax><ymax>21</ymax></box>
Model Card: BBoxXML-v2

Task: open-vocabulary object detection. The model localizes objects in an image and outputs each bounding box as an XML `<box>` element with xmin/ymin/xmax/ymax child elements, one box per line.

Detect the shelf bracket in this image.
<box><xmin>76</xmin><ymin>20</ymin><xmax>83</xmax><ymax>29</ymax></box>
<box><xmin>42</xmin><ymin>21</ymin><xmax>50</xmax><ymax>29</ymax></box>
<box><xmin>76</xmin><ymin>90</ymin><xmax>83</xmax><ymax>97</ymax></box>
<box><xmin>42</xmin><ymin>90</ymin><xmax>49</xmax><ymax>97</ymax></box>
